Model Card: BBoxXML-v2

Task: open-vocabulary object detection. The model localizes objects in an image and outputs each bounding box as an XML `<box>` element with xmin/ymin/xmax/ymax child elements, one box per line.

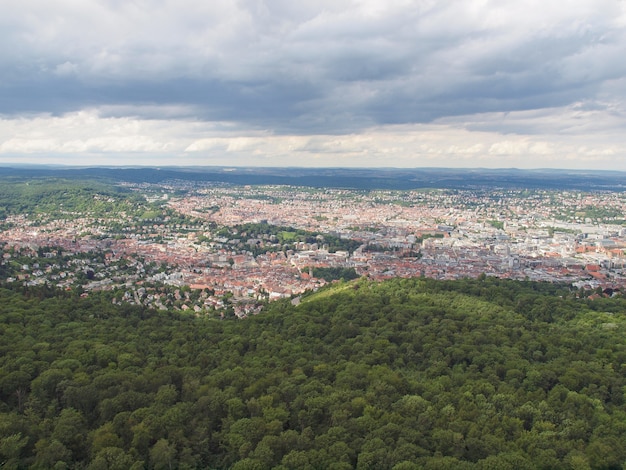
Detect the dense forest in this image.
<box><xmin>2</xmin><ymin>277</ymin><xmax>626</xmax><ymax>469</ymax></box>
<box><xmin>2</xmin><ymin>166</ymin><xmax>626</xmax><ymax>191</ymax></box>
<box><xmin>0</xmin><ymin>178</ymin><xmax>145</xmax><ymax>220</ymax></box>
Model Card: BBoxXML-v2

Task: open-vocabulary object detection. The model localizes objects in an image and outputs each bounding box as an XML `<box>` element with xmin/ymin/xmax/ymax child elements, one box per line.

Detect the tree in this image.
<box><xmin>52</xmin><ymin>408</ymin><xmax>88</xmax><ymax>462</ymax></box>
<box><xmin>32</xmin><ymin>439</ymin><xmax>71</xmax><ymax>470</ymax></box>
<box><xmin>87</xmin><ymin>447</ymin><xmax>141</xmax><ymax>470</ymax></box>
<box><xmin>0</xmin><ymin>433</ymin><xmax>29</xmax><ymax>469</ymax></box>
<box><xmin>150</xmin><ymin>439</ymin><xmax>177</xmax><ymax>470</ymax></box>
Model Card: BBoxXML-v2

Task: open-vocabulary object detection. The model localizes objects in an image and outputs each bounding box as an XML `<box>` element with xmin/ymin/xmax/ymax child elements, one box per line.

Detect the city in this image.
<box><xmin>2</xmin><ymin>181</ymin><xmax>625</xmax><ymax>317</ymax></box>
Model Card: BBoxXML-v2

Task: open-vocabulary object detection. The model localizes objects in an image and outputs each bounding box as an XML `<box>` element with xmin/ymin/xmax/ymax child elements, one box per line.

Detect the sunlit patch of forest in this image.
<box><xmin>0</xmin><ymin>178</ymin><xmax>145</xmax><ymax>220</ymax></box>
<box><xmin>1</xmin><ymin>277</ymin><xmax>626</xmax><ymax>469</ymax></box>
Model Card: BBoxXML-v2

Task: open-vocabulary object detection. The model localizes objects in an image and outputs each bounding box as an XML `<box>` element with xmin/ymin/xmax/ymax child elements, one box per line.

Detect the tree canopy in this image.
<box><xmin>1</xmin><ymin>277</ymin><xmax>626</xmax><ymax>468</ymax></box>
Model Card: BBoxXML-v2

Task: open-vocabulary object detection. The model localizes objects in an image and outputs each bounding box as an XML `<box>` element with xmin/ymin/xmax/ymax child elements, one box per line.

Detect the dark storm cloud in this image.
<box><xmin>1</xmin><ymin>0</ymin><xmax>625</xmax><ymax>136</ymax></box>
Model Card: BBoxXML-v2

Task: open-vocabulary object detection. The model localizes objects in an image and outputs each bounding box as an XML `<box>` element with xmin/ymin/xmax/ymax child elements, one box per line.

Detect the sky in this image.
<box><xmin>1</xmin><ymin>0</ymin><xmax>626</xmax><ymax>169</ymax></box>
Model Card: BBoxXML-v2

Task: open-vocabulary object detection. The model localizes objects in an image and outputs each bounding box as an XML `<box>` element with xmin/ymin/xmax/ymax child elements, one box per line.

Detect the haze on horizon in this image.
<box><xmin>1</xmin><ymin>0</ymin><xmax>626</xmax><ymax>170</ymax></box>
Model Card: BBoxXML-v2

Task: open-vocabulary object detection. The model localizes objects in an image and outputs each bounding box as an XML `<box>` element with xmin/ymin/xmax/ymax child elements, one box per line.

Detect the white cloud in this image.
<box><xmin>1</xmin><ymin>107</ymin><xmax>625</xmax><ymax>169</ymax></box>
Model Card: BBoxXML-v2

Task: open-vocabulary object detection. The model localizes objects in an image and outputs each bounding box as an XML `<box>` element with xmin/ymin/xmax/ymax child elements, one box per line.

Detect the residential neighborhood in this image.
<box><xmin>2</xmin><ymin>183</ymin><xmax>625</xmax><ymax>317</ymax></box>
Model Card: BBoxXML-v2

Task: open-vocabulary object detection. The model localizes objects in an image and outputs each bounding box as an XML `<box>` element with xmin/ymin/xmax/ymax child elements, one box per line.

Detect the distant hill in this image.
<box><xmin>1</xmin><ymin>165</ymin><xmax>625</xmax><ymax>190</ymax></box>
<box><xmin>1</xmin><ymin>277</ymin><xmax>626</xmax><ymax>468</ymax></box>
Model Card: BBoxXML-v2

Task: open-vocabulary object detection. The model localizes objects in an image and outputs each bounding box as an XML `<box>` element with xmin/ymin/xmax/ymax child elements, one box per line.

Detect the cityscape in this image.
<box><xmin>2</xmin><ymin>179</ymin><xmax>624</xmax><ymax>317</ymax></box>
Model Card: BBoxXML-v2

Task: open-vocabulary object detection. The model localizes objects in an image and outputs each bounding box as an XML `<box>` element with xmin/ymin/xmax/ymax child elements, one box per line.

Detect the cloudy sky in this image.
<box><xmin>1</xmin><ymin>0</ymin><xmax>626</xmax><ymax>169</ymax></box>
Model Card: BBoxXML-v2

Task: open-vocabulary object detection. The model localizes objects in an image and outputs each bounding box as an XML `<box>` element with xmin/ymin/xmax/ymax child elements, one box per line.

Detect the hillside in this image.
<box><xmin>1</xmin><ymin>278</ymin><xmax>626</xmax><ymax>469</ymax></box>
